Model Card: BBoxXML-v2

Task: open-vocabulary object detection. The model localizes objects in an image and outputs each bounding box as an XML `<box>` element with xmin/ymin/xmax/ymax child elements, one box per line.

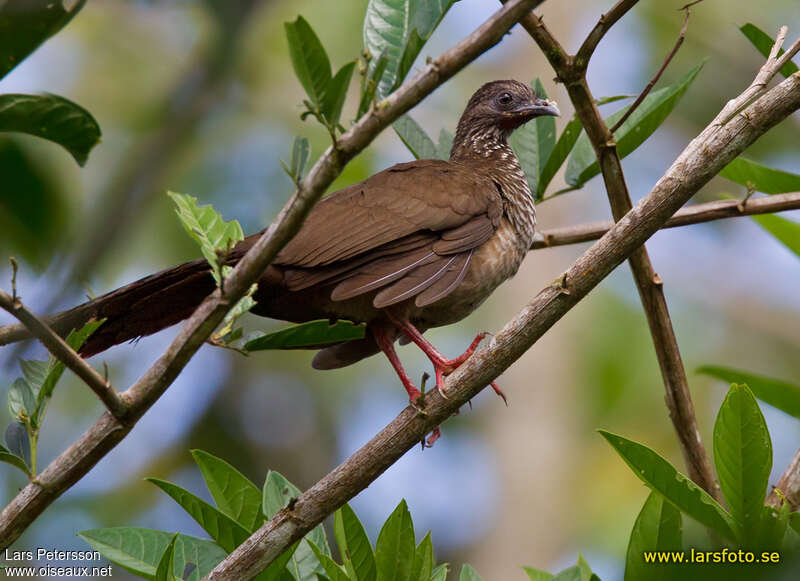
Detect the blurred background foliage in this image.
<box><xmin>0</xmin><ymin>0</ymin><xmax>798</xmax><ymax>579</ymax></box>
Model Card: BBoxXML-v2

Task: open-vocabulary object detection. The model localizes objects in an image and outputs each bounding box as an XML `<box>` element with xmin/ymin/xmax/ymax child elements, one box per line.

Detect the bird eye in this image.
<box><xmin>497</xmin><ymin>92</ymin><xmax>513</xmax><ymax>105</ymax></box>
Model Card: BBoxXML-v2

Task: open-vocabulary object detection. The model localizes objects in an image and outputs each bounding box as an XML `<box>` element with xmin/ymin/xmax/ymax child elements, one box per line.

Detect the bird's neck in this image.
<box><xmin>450</xmin><ymin>127</ymin><xmax>536</xmax><ymax>245</ymax></box>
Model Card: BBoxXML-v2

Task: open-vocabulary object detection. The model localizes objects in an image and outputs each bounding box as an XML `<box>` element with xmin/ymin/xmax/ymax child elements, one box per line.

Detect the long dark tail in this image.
<box><xmin>0</xmin><ymin>259</ymin><xmax>216</xmax><ymax>357</ymax></box>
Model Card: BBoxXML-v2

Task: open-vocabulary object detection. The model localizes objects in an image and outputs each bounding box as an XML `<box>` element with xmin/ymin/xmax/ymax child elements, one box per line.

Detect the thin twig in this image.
<box><xmin>531</xmin><ymin>192</ymin><xmax>800</xmax><ymax>249</ymax></box>
<box><xmin>608</xmin><ymin>0</ymin><xmax>702</xmax><ymax>133</ymax></box>
<box><xmin>206</xmin><ymin>67</ymin><xmax>800</xmax><ymax>581</ymax></box>
<box><xmin>0</xmin><ymin>0</ymin><xmax>545</xmax><ymax>549</ymax></box>
<box><xmin>0</xmin><ymin>291</ymin><xmax>127</xmax><ymax>419</ymax></box>
<box><xmin>767</xmin><ymin>449</ymin><xmax>800</xmax><ymax>511</ymax></box>
<box><xmin>574</xmin><ymin>0</ymin><xmax>640</xmax><ymax>70</ymax></box>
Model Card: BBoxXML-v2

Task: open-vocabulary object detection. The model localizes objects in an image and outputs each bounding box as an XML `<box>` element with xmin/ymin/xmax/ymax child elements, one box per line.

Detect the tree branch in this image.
<box><xmin>0</xmin><ymin>0</ymin><xmax>545</xmax><ymax>549</ymax></box>
<box><xmin>0</xmin><ymin>291</ymin><xmax>127</xmax><ymax>419</ymax></box>
<box><xmin>206</xmin><ymin>56</ymin><xmax>800</xmax><ymax>581</ymax></box>
<box><xmin>574</xmin><ymin>0</ymin><xmax>639</xmax><ymax>70</ymax></box>
<box><xmin>531</xmin><ymin>192</ymin><xmax>800</xmax><ymax>249</ymax></box>
<box><xmin>767</xmin><ymin>448</ymin><xmax>800</xmax><ymax>511</ymax></box>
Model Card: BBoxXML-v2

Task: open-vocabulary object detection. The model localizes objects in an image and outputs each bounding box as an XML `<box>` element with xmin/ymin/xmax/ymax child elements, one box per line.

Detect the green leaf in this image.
<box><xmin>358</xmin><ymin>52</ymin><xmax>389</xmax><ymax>118</ymax></box>
<box><xmin>0</xmin><ymin>0</ymin><xmax>87</xmax><ymax>80</ymax></box>
<box><xmin>624</xmin><ymin>491</ymin><xmax>682</xmax><ymax>581</ymax></box>
<box><xmin>393</xmin><ymin>115</ymin><xmax>437</xmax><ymax>160</ymax></box>
<box><xmin>751</xmin><ymin>213</ymin><xmax>800</xmax><ymax>259</ymax></box>
<box><xmin>698</xmin><ymin>365</ymin><xmax>800</xmax><ymax>419</ymax></box>
<box><xmin>155</xmin><ymin>534</ymin><xmax>179</xmax><ymax>581</ymax></box>
<box><xmin>363</xmin><ymin>0</ymin><xmax>456</xmax><ymax>100</ymax></box>
<box><xmin>430</xmin><ymin>564</ymin><xmax>449</xmax><ymax>581</ymax></box>
<box><xmin>375</xmin><ymin>499</ymin><xmax>415</xmax><ymax>581</ymax></box>
<box><xmin>0</xmin><ymin>94</ymin><xmax>101</xmax><ymax>166</ymax></box>
<box><xmin>256</xmin><ymin>542</ymin><xmax>302</xmax><ymax>581</ymax></box>
<box><xmin>334</xmin><ymin>504</ymin><xmax>376</xmax><ymax>581</ymax></box>
<box><xmin>8</xmin><ymin>377</ymin><xmax>35</xmax><ymax>422</ymax></box>
<box><xmin>291</xmin><ymin>137</ymin><xmax>311</xmax><ymax>182</ymax></box>
<box><xmin>599</xmin><ymin>430</ymin><xmax>737</xmax><ymax>541</ymax></box>
<box><xmin>719</xmin><ymin>158</ymin><xmax>800</xmax><ymax>194</ymax></box>
<box><xmin>147</xmin><ymin>478</ymin><xmax>251</xmax><ymax>553</ymax></box>
<box><xmin>410</xmin><ymin>532</ymin><xmax>434</xmax><ymax>581</ymax></box>
<box><xmin>522</xmin><ymin>567</ymin><xmax>554</xmax><ymax>581</ymax></box>
<box><xmin>459</xmin><ymin>564</ymin><xmax>483</xmax><ymax>581</ymax></box>
<box><xmin>309</xmin><ymin>542</ymin><xmax>350</xmax><ymax>581</ymax></box>
<box><xmin>0</xmin><ymin>443</ymin><xmax>30</xmax><ymax>475</ymax></box>
<box><xmin>78</xmin><ymin>527</ymin><xmax>226</xmax><ymax>581</ymax></box>
<box><xmin>566</xmin><ymin>64</ymin><xmax>703</xmax><ymax>187</ymax></box>
<box><xmin>754</xmin><ymin>504</ymin><xmax>790</xmax><ymax>552</ymax></box>
<box><xmin>20</xmin><ymin>359</ymin><xmax>49</xmax><ymax>399</ymax></box>
<box><xmin>167</xmin><ymin>191</ymin><xmax>244</xmax><ymax>285</ymax></box>
<box><xmin>4</xmin><ymin>422</ymin><xmax>29</xmax><ymax>468</ymax></box>
<box><xmin>192</xmin><ymin>449</ymin><xmax>264</xmax><ymax>533</ymax></box>
<box><xmin>285</xmin><ymin>16</ymin><xmax>332</xmax><ymax>109</ymax></box>
<box><xmin>740</xmin><ymin>23</ymin><xmax>799</xmax><ymax>78</ymax></box>
<box><xmin>245</xmin><ymin>320</ymin><xmax>366</xmax><ymax>351</ymax></box>
<box><xmin>322</xmin><ymin>61</ymin><xmax>356</xmax><ymax>127</ymax></box>
<box><xmin>552</xmin><ymin>566</ymin><xmax>582</xmax><ymax>581</ymax></box>
<box><xmin>595</xmin><ymin>95</ymin><xmax>636</xmax><ymax>107</ymax></box>
<box><xmin>537</xmin><ymin>117</ymin><xmax>582</xmax><ymax>200</ymax></box>
<box><xmin>575</xmin><ymin>556</ymin><xmax>593</xmax><ymax>581</ymax></box>
<box><xmin>509</xmin><ymin>78</ymin><xmax>556</xmax><ymax>198</ymax></box>
<box><xmin>436</xmin><ymin>129</ymin><xmax>453</xmax><ymax>161</ymax></box>
<box><xmin>713</xmin><ymin>384</ymin><xmax>772</xmax><ymax>542</ymax></box>
<box><xmin>263</xmin><ymin>471</ymin><xmax>330</xmax><ymax>581</ymax></box>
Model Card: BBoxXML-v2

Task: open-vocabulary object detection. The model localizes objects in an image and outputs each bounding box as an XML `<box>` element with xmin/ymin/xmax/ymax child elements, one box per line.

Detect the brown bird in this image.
<box><xmin>1</xmin><ymin>80</ymin><xmax>558</xmax><ymax>429</ymax></box>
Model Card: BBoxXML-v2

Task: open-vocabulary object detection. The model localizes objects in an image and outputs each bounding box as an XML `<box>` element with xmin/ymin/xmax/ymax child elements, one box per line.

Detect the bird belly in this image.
<box><xmin>414</xmin><ymin>217</ymin><xmax>528</xmax><ymax>328</ymax></box>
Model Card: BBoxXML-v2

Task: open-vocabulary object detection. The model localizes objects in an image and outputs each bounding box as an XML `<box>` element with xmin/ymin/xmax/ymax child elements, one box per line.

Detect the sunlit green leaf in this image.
<box><xmin>624</xmin><ymin>492</ymin><xmax>682</xmax><ymax>581</ymax></box>
<box><xmin>751</xmin><ymin>213</ymin><xmax>800</xmax><ymax>259</ymax></box>
<box><xmin>334</xmin><ymin>504</ymin><xmax>376</xmax><ymax>581</ymax></box>
<box><xmin>522</xmin><ymin>567</ymin><xmax>554</xmax><ymax>581</ymax></box>
<box><xmin>155</xmin><ymin>534</ymin><xmax>178</xmax><ymax>581</ymax></box>
<box><xmin>537</xmin><ymin>117</ymin><xmax>582</xmax><ymax>200</ymax></box>
<box><xmin>375</xmin><ymin>499</ymin><xmax>415</xmax><ymax>581</ymax></box>
<box><xmin>599</xmin><ymin>430</ymin><xmax>736</xmax><ymax>541</ymax></box>
<box><xmin>740</xmin><ymin>23</ymin><xmax>799</xmax><ymax>78</ymax></box>
<box><xmin>698</xmin><ymin>365</ymin><xmax>800</xmax><ymax>419</ymax></box>
<box><xmin>410</xmin><ymin>533</ymin><xmax>434</xmax><ymax>581</ymax></box>
<box><xmin>285</xmin><ymin>16</ymin><xmax>332</xmax><ymax>109</ymax></box>
<box><xmin>192</xmin><ymin>449</ymin><xmax>264</xmax><ymax>533</ymax></box>
<box><xmin>713</xmin><ymin>384</ymin><xmax>772</xmax><ymax>543</ymax></box>
<box><xmin>78</xmin><ymin>528</ymin><xmax>226</xmax><ymax>581</ymax></box>
<box><xmin>393</xmin><ymin>115</ymin><xmax>437</xmax><ymax>160</ymax></box>
<box><xmin>0</xmin><ymin>0</ymin><xmax>87</xmax><ymax>80</ymax></box>
<box><xmin>719</xmin><ymin>158</ymin><xmax>800</xmax><ymax>194</ymax></box>
<box><xmin>566</xmin><ymin>64</ymin><xmax>703</xmax><ymax>187</ymax></box>
<box><xmin>147</xmin><ymin>478</ymin><xmax>251</xmax><ymax>553</ymax></box>
<box><xmin>0</xmin><ymin>94</ymin><xmax>101</xmax><ymax>165</ymax></box>
<box><xmin>430</xmin><ymin>564</ymin><xmax>449</xmax><ymax>581</ymax></box>
<box><xmin>459</xmin><ymin>564</ymin><xmax>483</xmax><ymax>581</ymax></box>
<box><xmin>245</xmin><ymin>320</ymin><xmax>365</xmax><ymax>351</ymax></box>
<box><xmin>322</xmin><ymin>61</ymin><xmax>356</xmax><ymax>127</ymax></box>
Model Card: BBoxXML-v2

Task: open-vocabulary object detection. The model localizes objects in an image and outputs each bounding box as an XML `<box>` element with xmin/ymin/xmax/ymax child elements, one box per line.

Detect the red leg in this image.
<box><xmin>372</xmin><ymin>324</ymin><xmax>421</xmax><ymax>403</ymax></box>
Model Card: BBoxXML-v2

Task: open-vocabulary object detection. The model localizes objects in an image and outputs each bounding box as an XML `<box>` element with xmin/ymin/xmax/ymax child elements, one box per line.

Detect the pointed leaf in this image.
<box><xmin>751</xmin><ymin>213</ymin><xmax>800</xmax><ymax>259</ymax></box>
<box><xmin>285</xmin><ymin>16</ymin><xmax>332</xmax><ymax>108</ymax></box>
<box><xmin>375</xmin><ymin>499</ymin><xmax>415</xmax><ymax>581</ymax></box>
<box><xmin>19</xmin><ymin>359</ymin><xmax>49</xmax><ymax>399</ymax></box>
<box><xmin>0</xmin><ymin>442</ymin><xmax>29</xmax><ymax>475</ymax></box>
<box><xmin>192</xmin><ymin>449</ymin><xmax>264</xmax><ymax>532</ymax></box>
<box><xmin>552</xmin><ymin>566</ymin><xmax>582</xmax><ymax>581</ymax></box>
<box><xmin>0</xmin><ymin>0</ymin><xmax>87</xmax><ymax>80</ymax></box>
<box><xmin>459</xmin><ymin>564</ymin><xmax>483</xmax><ymax>581</ymax></box>
<box><xmin>8</xmin><ymin>377</ymin><xmax>35</xmax><ymax>422</ymax></box>
<box><xmin>256</xmin><ymin>542</ymin><xmax>301</xmax><ymax>581</ymax></box>
<box><xmin>523</xmin><ymin>567</ymin><xmax>554</xmax><ymax>581</ymax></box>
<box><xmin>291</xmin><ymin>137</ymin><xmax>311</xmax><ymax>182</ymax></box>
<box><xmin>754</xmin><ymin>504</ymin><xmax>790</xmax><ymax>552</ymax></box>
<box><xmin>167</xmin><ymin>191</ymin><xmax>244</xmax><ymax>284</ymax></box>
<box><xmin>393</xmin><ymin>115</ymin><xmax>437</xmax><ymax>160</ymax></box>
<box><xmin>430</xmin><ymin>564</ymin><xmax>449</xmax><ymax>581</ymax></box>
<box><xmin>78</xmin><ymin>527</ymin><xmax>226</xmax><ymax>580</ymax></box>
<box><xmin>698</xmin><ymin>365</ymin><xmax>800</xmax><ymax>419</ymax></box>
<box><xmin>322</xmin><ymin>61</ymin><xmax>356</xmax><ymax>126</ymax></box>
<box><xmin>309</xmin><ymin>542</ymin><xmax>350</xmax><ymax>581</ymax></box>
<box><xmin>624</xmin><ymin>492</ymin><xmax>682</xmax><ymax>581</ymax></box>
<box><xmin>4</xmin><ymin>422</ymin><xmax>29</xmax><ymax>468</ymax></box>
<box><xmin>334</xmin><ymin>504</ymin><xmax>376</xmax><ymax>581</ymax></box>
<box><xmin>245</xmin><ymin>320</ymin><xmax>365</xmax><ymax>351</ymax></box>
<box><xmin>394</xmin><ymin>0</ymin><xmax>457</xmax><ymax>90</ymax></box>
<box><xmin>147</xmin><ymin>478</ymin><xmax>251</xmax><ymax>553</ymax></box>
<box><xmin>0</xmin><ymin>93</ymin><xmax>101</xmax><ymax>166</ymax></box>
<box><xmin>713</xmin><ymin>384</ymin><xmax>772</xmax><ymax>542</ymax></box>
<box><xmin>358</xmin><ymin>51</ymin><xmax>389</xmax><ymax>118</ymax></box>
<box><xmin>155</xmin><ymin>534</ymin><xmax>179</xmax><ymax>581</ymax></box>
<box><xmin>410</xmin><ymin>532</ymin><xmax>434</xmax><ymax>581</ymax></box>
<box><xmin>537</xmin><ymin>117</ymin><xmax>582</xmax><ymax>200</ymax></box>
<box><xmin>436</xmin><ymin>129</ymin><xmax>453</xmax><ymax>161</ymax></box>
<box><xmin>509</xmin><ymin>78</ymin><xmax>556</xmax><ymax>198</ymax></box>
<box><xmin>599</xmin><ymin>430</ymin><xmax>737</xmax><ymax>541</ymax></box>
<box><xmin>740</xmin><ymin>24</ymin><xmax>799</xmax><ymax>78</ymax></box>
<box><xmin>575</xmin><ymin>556</ymin><xmax>593</xmax><ymax>581</ymax></box>
<box><xmin>719</xmin><ymin>158</ymin><xmax>800</xmax><ymax>194</ymax></box>
<box><xmin>566</xmin><ymin>65</ymin><xmax>703</xmax><ymax>187</ymax></box>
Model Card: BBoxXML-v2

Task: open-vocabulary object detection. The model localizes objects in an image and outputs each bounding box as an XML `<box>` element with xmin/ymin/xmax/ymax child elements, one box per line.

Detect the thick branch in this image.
<box><xmin>531</xmin><ymin>192</ymin><xmax>800</xmax><ymax>249</ymax></box>
<box><xmin>0</xmin><ymin>291</ymin><xmax>127</xmax><ymax>418</ymax></box>
<box><xmin>0</xmin><ymin>0</ymin><xmax>544</xmax><ymax>548</ymax></box>
<box><xmin>767</xmin><ymin>449</ymin><xmax>800</xmax><ymax>511</ymax></box>
<box><xmin>206</xmin><ymin>65</ymin><xmax>800</xmax><ymax>581</ymax></box>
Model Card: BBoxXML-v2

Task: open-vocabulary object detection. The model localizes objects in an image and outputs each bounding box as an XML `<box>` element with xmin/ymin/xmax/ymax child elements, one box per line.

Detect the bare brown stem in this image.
<box><xmin>767</xmin><ymin>449</ymin><xmax>800</xmax><ymax>511</ymax></box>
<box><xmin>0</xmin><ymin>291</ymin><xmax>127</xmax><ymax>419</ymax></box>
